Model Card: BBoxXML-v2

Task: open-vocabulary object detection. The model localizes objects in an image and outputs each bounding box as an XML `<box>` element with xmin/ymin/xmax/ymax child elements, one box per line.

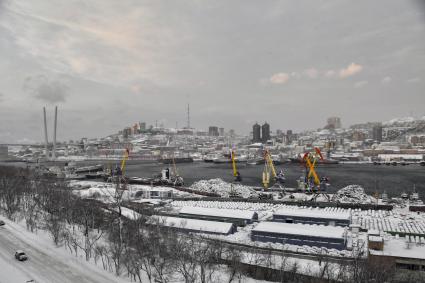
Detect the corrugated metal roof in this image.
<box><xmin>252</xmin><ymin>222</ymin><xmax>346</xmax><ymax>239</ymax></box>
<box><xmin>274</xmin><ymin>208</ymin><xmax>351</xmax><ymax>221</ymax></box>
<box><xmin>149</xmin><ymin>215</ymin><xmax>234</xmax><ymax>234</ymax></box>
<box><xmin>179</xmin><ymin>206</ymin><xmax>257</xmax><ymax>220</ymax></box>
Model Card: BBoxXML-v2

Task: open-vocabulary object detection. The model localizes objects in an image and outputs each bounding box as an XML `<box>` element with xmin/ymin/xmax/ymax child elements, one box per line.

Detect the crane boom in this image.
<box><xmin>262</xmin><ymin>149</ymin><xmax>278</xmax><ymax>189</ymax></box>
<box><xmin>120</xmin><ymin>148</ymin><xmax>130</xmax><ymax>175</ymax></box>
<box><xmin>262</xmin><ymin>160</ymin><xmax>270</xmax><ymax>189</ymax></box>
<box><xmin>265</xmin><ymin>150</ymin><xmax>277</xmax><ymax>178</ymax></box>
<box><xmin>231</xmin><ymin>150</ymin><xmax>238</xmax><ymax>176</ymax></box>
<box><xmin>304</xmin><ymin>156</ymin><xmax>320</xmax><ymax>185</ymax></box>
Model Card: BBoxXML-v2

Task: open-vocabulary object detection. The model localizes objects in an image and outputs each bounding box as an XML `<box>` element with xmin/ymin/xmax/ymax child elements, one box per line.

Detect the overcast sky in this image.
<box><xmin>0</xmin><ymin>0</ymin><xmax>424</xmax><ymax>143</ymax></box>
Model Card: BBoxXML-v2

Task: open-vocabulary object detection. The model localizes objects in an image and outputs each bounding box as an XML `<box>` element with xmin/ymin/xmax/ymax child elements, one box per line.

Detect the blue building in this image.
<box><xmin>251</xmin><ymin>222</ymin><xmax>347</xmax><ymax>250</ymax></box>
<box><xmin>273</xmin><ymin>208</ymin><xmax>351</xmax><ymax>227</ymax></box>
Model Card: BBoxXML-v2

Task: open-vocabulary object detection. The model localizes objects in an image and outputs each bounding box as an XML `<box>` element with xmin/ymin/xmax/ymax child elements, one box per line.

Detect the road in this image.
<box><xmin>0</xmin><ymin>219</ymin><xmax>129</xmax><ymax>283</ymax></box>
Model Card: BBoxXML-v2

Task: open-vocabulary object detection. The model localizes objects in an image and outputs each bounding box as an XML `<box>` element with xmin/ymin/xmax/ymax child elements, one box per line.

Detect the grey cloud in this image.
<box><xmin>0</xmin><ymin>1</ymin><xmax>424</xmax><ymax>142</ymax></box>
<box><xmin>23</xmin><ymin>75</ymin><xmax>68</xmax><ymax>103</ymax></box>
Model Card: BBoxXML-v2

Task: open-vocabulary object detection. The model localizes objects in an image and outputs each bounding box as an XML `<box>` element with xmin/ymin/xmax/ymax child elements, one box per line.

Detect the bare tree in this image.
<box><xmin>0</xmin><ymin>166</ymin><xmax>28</xmax><ymax>220</ymax></box>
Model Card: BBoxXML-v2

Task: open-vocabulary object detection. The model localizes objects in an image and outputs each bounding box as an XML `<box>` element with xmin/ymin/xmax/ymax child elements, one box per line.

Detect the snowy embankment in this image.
<box><xmin>189</xmin><ymin>178</ymin><xmax>260</xmax><ymax>198</ymax></box>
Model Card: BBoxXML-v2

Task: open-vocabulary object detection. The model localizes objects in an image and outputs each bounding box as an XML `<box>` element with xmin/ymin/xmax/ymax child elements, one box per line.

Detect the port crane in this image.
<box><xmin>262</xmin><ymin>149</ymin><xmax>285</xmax><ymax>189</ymax></box>
<box><xmin>262</xmin><ymin>150</ymin><xmax>275</xmax><ymax>189</ymax></box>
<box><xmin>170</xmin><ymin>152</ymin><xmax>184</xmax><ymax>186</ymax></box>
<box><xmin>108</xmin><ymin>148</ymin><xmax>130</xmax><ymax>191</ymax></box>
<box><xmin>302</xmin><ymin>147</ymin><xmax>322</xmax><ymax>187</ymax></box>
<box><xmin>302</xmin><ymin>147</ymin><xmax>330</xmax><ymax>200</ymax></box>
<box><xmin>231</xmin><ymin>150</ymin><xmax>242</xmax><ymax>182</ymax></box>
<box><xmin>120</xmin><ymin>148</ymin><xmax>130</xmax><ymax>176</ymax></box>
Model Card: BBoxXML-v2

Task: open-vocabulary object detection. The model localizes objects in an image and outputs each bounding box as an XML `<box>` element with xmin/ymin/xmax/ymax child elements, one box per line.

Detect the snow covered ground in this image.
<box><xmin>332</xmin><ymin>185</ymin><xmax>376</xmax><ymax>204</ymax></box>
<box><xmin>189</xmin><ymin>178</ymin><xmax>260</xmax><ymax>198</ymax></box>
<box><xmin>0</xmin><ymin>218</ymin><xmax>131</xmax><ymax>283</ymax></box>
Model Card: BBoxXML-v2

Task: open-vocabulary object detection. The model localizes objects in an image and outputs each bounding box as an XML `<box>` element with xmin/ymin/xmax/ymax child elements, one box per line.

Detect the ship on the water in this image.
<box><xmin>160</xmin><ymin>151</ymin><xmax>194</xmax><ymax>164</ymax></box>
<box><xmin>73</xmin><ymin>164</ymin><xmax>104</xmax><ymax>174</ymax></box>
<box><xmin>213</xmin><ymin>156</ymin><xmax>247</xmax><ymax>164</ymax></box>
<box><xmin>117</xmin><ymin>168</ymin><xmax>184</xmax><ymax>187</ymax></box>
<box><xmin>64</xmin><ymin>163</ymin><xmax>108</xmax><ymax>180</ymax></box>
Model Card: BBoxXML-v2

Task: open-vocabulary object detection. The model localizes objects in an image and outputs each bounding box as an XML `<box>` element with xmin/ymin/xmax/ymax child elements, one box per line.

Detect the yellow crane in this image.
<box><xmin>231</xmin><ymin>150</ymin><xmax>237</xmax><ymax>176</ymax></box>
<box><xmin>231</xmin><ymin>150</ymin><xmax>242</xmax><ymax>182</ymax></box>
<box><xmin>262</xmin><ymin>149</ymin><xmax>277</xmax><ymax>189</ymax></box>
<box><xmin>120</xmin><ymin>148</ymin><xmax>130</xmax><ymax>176</ymax></box>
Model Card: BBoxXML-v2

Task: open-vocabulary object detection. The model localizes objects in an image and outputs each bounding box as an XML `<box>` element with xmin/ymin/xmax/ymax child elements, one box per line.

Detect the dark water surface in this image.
<box><xmin>122</xmin><ymin>162</ymin><xmax>425</xmax><ymax>198</ymax></box>
<box><xmin>2</xmin><ymin>160</ymin><xmax>424</xmax><ymax>199</ymax></box>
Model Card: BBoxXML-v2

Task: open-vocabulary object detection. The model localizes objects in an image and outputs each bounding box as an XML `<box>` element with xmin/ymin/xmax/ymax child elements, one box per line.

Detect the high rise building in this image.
<box><xmin>208</xmin><ymin>126</ymin><xmax>219</xmax><ymax>136</ymax></box>
<box><xmin>123</xmin><ymin>127</ymin><xmax>132</xmax><ymax>139</ymax></box>
<box><xmin>139</xmin><ymin>122</ymin><xmax>146</xmax><ymax>131</ymax></box>
<box><xmin>276</xmin><ymin>129</ymin><xmax>283</xmax><ymax>137</ymax></box>
<box><xmin>261</xmin><ymin>122</ymin><xmax>270</xmax><ymax>143</ymax></box>
<box><xmin>372</xmin><ymin>124</ymin><xmax>383</xmax><ymax>142</ymax></box>
<box><xmin>219</xmin><ymin>127</ymin><xmax>224</xmax><ymax>136</ymax></box>
<box><xmin>285</xmin><ymin>129</ymin><xmax>293</xmax><ymax>144</ymax></box>
<box><xmin>252</xmin><ymin>123</ymin><xmax>261</xmax><ymax>143</ymax></box>
<box><xmin>133</xmin><ymin>123</ymin><xmax>139</xmax><ymax>135</ymax></box>
<box><xmin>352</xmin><ymin>131</ymin><xmax>366</xmax><ymax>141</ymax></box>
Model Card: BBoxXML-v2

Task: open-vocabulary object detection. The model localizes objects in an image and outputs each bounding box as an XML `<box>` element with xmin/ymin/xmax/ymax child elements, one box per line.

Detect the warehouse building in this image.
<box><xmin>251</xmin><ymin>222</ymin><xmax>347</xmax><ymax>250</ymax></box>
<box><xmin>273</xmin><ymin>208</ymin><xmax>351</xmax><ymax>227</ymax></box>
<box><xmin>132</xmin><ymin>187</ymin><xmax>173</xmax><ymax>199</ymax></box>
<box><xmin>369</xmin><ymin>236</ymin><xmax>425</xmax><ymax>271</ymax></box>
<box><xmin>149</xmin><ymin>215</ymin><xmax>237</xmax><ymax>235</ymax></box>
<box><xmin>179</xmin><ymin>206</ymin><xmax>258</xmax><ymax>226</ymax></box>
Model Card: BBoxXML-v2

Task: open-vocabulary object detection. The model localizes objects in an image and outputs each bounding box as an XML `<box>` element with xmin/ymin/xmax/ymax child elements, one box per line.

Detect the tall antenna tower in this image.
<box><xmin>186</xmin><ymin>103</ymin><xmax>190</xmax><ymax>129</ymax></box>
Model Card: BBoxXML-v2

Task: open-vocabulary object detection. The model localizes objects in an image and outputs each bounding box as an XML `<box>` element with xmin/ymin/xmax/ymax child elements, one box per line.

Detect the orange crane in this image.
<box><xmin>302</xmin><ymin>147</ymin><xmax>323</xmax><ymax>187</ymax></box>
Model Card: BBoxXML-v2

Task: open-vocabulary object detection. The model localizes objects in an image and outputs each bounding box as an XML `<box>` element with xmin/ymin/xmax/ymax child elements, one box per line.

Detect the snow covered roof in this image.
<box><xmin>274</xmin><ymin>208</ymin><xmax>351</xmax><ymax>221</ymax></box>
<box><xmin>368</xmin><ymin>236</ymin><xmax>383</xmax><ymax>242</ymax></box>
<box><xmin>149</xmin><ymin>215</ymin><xmax>234</xmax><ymax>234</ymax></box>
<box><xmin>118</xmin><ymin>207</ymin><xmax>141</xmax><ymax>220</ymax></box>
<box><xmin>179</xmin><ymin>206</ymin><xmax>257</xmax><ymax>220</ymax></box>
<box><xmin>252</xmin><ymin>222</ymin><xmax>346</xmax><ymax>240</ymax></box>
<box><xmin>383</xmin><ymin>116</ymin><xmax>416</xmax><ymax>126</ymax></box>
<box><xmin>369</xmin><ymin>238</ymin><xmax>425</xmax><ymax>260</ymax></box>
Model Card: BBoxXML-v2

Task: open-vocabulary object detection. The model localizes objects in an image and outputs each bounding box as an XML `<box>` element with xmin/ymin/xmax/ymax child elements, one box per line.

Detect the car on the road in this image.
<box><xmin>0</xmin><ymin>220</ymin><xmax>5</xmax><ymax>226</ymax></box>
<box><xmin>15</xmin><ymin>250</ymin><xmax>28</xmax><ymax>261</ymax></box>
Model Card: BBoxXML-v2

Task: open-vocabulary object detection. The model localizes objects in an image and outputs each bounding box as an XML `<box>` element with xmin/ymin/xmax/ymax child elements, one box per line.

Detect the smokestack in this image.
<box><xmin>52</xmin><ymin>106</ymin><xmax>57</xmax><ymax>160</ymax></box>
<box><xmin>43</xmin><ymin>107</ymin><xmax>49</xmax><ymax>158</ymax></box>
